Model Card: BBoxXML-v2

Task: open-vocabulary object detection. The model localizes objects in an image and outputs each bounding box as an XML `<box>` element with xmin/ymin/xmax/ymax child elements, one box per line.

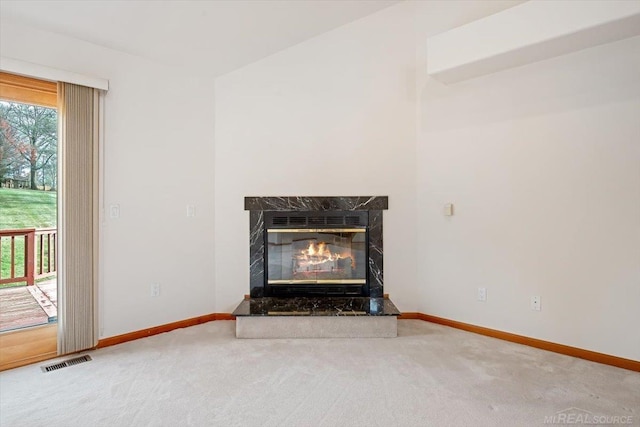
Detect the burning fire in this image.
<box><xmin>298</xmin><ymin>241</ymin><xmax>351</xmax><ymax>266</ymax></box>
<box><xmin>293</xmin><ymin>240</ymin><xmax>354</xmax><ymax>276</ymax></box>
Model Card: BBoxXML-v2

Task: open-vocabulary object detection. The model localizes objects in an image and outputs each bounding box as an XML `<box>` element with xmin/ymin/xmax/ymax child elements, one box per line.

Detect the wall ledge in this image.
<box><xmin>426</xmin><ymin>1</ymin><xmax>640</xmax><ymax>84</ymax></box>
<box><xmin>0</xmin><ymin>56</ymin><xmax>109</xmax><ymax>90</ymax></box>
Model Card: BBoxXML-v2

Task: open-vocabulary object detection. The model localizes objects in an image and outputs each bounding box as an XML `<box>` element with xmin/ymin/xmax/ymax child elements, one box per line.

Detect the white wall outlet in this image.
<box><xmin>151</xmin><ymin>283</ymin><xmax>160</xmax><ymax>297</ymax></box>
<box><xmin>109</xmin><ymin>204</ymin><xmax>120</xmax><ymax>218</ymax></box>
<box><xmin>531</xmin><ymin>296</ymin><xmax>541</xmax><ymax>311</ymax></box>
<box><xmin>477</xmin><ymin>287</ymin><xmax>487</xmax><ymax>302</ymax></box>
<box><xmin>187</xmin><ymin>205</ymin><xmax>196</xmax><ymax>217</ymax></box>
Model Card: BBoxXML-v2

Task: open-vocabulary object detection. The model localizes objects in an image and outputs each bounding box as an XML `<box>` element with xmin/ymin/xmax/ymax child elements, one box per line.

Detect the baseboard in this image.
<box><xmin>96</xmin><ymin>313</ymin><xmax>235</xmax><ymax>349</ymax></box>
<box><xmin>398</xmin><ymin>312</ymin><xmax>421</xmax><ymax>320</ymax></box>
<box><xmin>404</xmin><ymin>312</ymin><xmax>639</xmax><ymax>372</ymax></box>
<box><xmin>94</xmin><ymin>310</ymin><xmax>638</xmax><ymax>372</ymax></box>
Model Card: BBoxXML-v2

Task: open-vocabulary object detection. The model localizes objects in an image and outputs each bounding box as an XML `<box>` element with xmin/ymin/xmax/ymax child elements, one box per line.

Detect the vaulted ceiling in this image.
<box><xmin>0</xmin><ymin>0</ymin><xmax>400</xmax><ymax>76</ymax></box>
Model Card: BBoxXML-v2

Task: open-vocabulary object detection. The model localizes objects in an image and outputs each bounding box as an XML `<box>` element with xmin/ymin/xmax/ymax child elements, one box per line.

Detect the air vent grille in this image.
<box><xmin>289</xmin><ymin>217</ymin><xmax>306</xmax><ymax>226</ymax></box>
<box><xmin>272</xmin><ymin>216</ymin><xmax>288</xmax><ymax>225</ymax></box>
<box><xmin>345</xmin><ymin>216</ymin><xmax>361</xmax><ymax>226</ymax></box>
<box><xmin>266</xmin><ymin>211</ymin><xmax>367</xmax><ymax>228</ymax></box>
<box><xmin>270</xmin><ymin>284</ymin><xmax>364</xmax><ymax>296</ymax></box>
<box><xmin>308</xmin><ymin>216</ymin><xmax>325</xmax><ymax>225</ymax></box>
<box><xmin>41</xmin><ymin>355</ymin><xmax>92</xmax><ymax>372</ymax></box>
<box><xmin>326</xmin><ymin>216</ymin><xmax>344</xmax><ymax>225</ymax></box>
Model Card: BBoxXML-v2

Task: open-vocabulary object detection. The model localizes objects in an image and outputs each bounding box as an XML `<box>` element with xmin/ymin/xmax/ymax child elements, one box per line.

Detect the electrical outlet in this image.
<box><xmin>477</xmin><ymin>287</ymin><xmax>487</xmax><ymax>302</ymax></box>
<box><xmin>531</xmin><ymin>296</ymin><xmax>541</xmax><ymax>311</ymax></box>
<box><xmin>151</xmin><ymin>283</ymin><xmax>160</xmax><ymax>297</ymax></box>
<box><xmin>109</xmin><ymin>204</ymin><xmax>120</xmax><ymax>218</ymax></box>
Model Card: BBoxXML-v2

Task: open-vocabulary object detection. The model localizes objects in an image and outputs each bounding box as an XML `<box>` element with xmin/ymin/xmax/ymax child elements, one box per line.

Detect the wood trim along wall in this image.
<box><xmin>96</xmin><ymin>313</ymin><xmax>235</xmax><ymax>349</ymax></box>
<box><xmin>397</xmin><ymin>312</ymin><xmax>421</xmax><ymax>320</ymax></box>
<box><xmin>0</xmin><ymin>324</ymin><xmax>57</xmax><ymax>371</ymax></box>
<box><xmin>0</xmin><ymin>71</ymin><xmax>57</xmax><ymax>108</ymax></box>
<box><xmin>403</xmin><ymin>312</ymin><xmax>640</xmax><ymax>372</ymax></box>
<box><xmin>89</xmin><ymin>310</ymin><xmax>637</xmax><ymax>373</ymax></box>
<box><xmin>0</xmin><ymin>72</ymin><xmax>58</xmax><ymax>373</ymax></box>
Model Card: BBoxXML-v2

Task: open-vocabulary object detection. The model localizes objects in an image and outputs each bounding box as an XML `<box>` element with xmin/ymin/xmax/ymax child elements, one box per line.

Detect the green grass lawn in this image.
<box><xmin>0</xmin><ymin>188</ymin><xmax>57</xmax><ymax>229</ymax></box>
<box><xmin>0</xmin><ymin>188</ymin><xmax>57</xmax><ymax>287</ymax></box>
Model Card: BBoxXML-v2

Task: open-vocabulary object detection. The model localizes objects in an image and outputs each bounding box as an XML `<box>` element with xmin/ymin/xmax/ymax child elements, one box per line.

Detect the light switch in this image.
<box><xmin>187</xmin><ymin>205</ymin><xmax>196</xmax><ymax>217</ymax></box>
<box><xmin>110</xmin><ymin>204</ymin><xmax>120</xmax><ymax>218</ymax></box>
<box><xmin>444</xmin><ymin>203</ymin><xmax>454</xmax><ymax>216</ymax></box>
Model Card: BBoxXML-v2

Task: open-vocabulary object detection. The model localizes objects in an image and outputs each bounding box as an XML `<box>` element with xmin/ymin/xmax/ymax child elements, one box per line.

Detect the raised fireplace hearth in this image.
<box><xmin>233</xmin><ymin>196</ymin><xmax>399</xmax><ymax>338</ymax></box>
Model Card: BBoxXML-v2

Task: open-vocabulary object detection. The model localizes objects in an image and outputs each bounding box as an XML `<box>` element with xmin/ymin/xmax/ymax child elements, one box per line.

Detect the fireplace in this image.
<box><xmin>234</xmin><ymin>196</ymin><xmax>399</xmax><ymax>338</ymax></box>
<box><xmin>245</xmin><ymin>196</ymin><xmax>388</xmax><ymax>298</ymax></box>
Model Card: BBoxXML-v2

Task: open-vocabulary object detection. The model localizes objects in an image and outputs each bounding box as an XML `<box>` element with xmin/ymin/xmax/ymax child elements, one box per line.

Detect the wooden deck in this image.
<box><xmin>0</xmin><ymin>280</ymin><xmax>57</xmax><ymax>332</ymax></box>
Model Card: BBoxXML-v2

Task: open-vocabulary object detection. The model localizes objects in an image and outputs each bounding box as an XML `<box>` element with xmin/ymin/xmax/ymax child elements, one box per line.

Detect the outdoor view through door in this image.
<box><xmin>0</xmin><ymin>73</ymin><xmax>58</xmax><ymax>332</ymax></box>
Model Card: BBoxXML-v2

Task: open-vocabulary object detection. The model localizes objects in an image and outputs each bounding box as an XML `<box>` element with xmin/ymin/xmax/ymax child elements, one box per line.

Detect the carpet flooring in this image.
<box><xmin>0</xmin><ymin>320</ymin><xmax>638</xmax><ymax>426</ymax></box>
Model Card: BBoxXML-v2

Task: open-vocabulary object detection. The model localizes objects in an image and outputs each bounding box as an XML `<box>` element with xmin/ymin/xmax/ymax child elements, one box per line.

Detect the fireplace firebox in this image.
<box><xmin>265</xmin><ymin>211</ymin><xmax>368</xmax><ymax>297</ymax></box>
<box><xmin>245</xmin><ymin>196</ymin><xmax>388</xmax><ymax>298</ymax></box>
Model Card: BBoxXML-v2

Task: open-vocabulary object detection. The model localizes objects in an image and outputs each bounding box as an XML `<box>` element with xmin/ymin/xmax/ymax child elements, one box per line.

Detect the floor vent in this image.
<box><xmin>41</xmin><ymin>355</ymin><xmax>92</xmax><ymax>373</ymax></box>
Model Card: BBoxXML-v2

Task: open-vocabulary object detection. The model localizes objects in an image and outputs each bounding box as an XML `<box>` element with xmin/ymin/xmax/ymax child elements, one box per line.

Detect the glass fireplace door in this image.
<box><xmin>267</xmin><ymin>228</ymin><xmax>367</xmax><ymax>285</ymax></box>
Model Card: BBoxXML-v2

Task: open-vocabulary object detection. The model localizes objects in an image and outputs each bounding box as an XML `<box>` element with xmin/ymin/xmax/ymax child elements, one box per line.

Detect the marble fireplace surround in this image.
<box><xmin>244</xmin><ymin>196</ymin><xmax>389</xmax><ymax>298</ymax></box>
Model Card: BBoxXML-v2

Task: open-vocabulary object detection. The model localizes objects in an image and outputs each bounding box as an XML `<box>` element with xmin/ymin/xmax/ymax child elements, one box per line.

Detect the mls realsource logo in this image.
<box><xmin>544</xmin><ymin>407</ymin><xmax>634</xmax><ymax>425</ymax></box>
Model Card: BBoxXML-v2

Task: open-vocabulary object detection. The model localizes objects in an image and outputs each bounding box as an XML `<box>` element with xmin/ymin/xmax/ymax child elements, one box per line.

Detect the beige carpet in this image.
<box><xmin>0</xmin><ymin>320</ymin><xmax>638</xmax><ymax>426</ymax></box>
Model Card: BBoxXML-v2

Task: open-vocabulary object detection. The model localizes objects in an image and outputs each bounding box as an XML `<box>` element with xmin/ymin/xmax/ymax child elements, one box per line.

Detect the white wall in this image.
<box><xmin>212</xmin><ymin>1</ymin><xmax>519</xmax><ymax>313</ymax></box>
<box><xmin>1</xmin><ymin>20</ymin><xmax>217</xmax><ymax>338</ymax></box>
<box><xmin>213</xmin><ymin>4</ymin><xmax>418</xmax><ymax>311</ymax></box>
<box><xmin>417</xmin><ymin>35</ymin><xmax>640</xmax><ymax>360</ymax></box>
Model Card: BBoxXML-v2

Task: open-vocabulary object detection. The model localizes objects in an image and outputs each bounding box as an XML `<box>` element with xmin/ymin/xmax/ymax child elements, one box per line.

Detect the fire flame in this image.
<box><xmin>300</xmin><ymin>242</ymin><xmax>344</xmax><ymax>264</ymax></box>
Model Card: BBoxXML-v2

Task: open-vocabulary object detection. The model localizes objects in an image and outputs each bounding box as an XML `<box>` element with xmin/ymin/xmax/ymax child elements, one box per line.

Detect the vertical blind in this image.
<box><xmin>57</xmin><ymin>82</ymin><xmax>99</xmax><ymax>354</ymax></box>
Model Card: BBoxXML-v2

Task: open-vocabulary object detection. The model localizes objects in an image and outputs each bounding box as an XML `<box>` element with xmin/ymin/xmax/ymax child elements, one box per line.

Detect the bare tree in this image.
<box><xmin>0</xmin><ymin>116</ymin><xmax>22</xmax><ymax>182</ymax></box>
<box><xmin>0</xmin><ymin>102</ymin><xmax>57</xmax><ymax>190</ymax></box>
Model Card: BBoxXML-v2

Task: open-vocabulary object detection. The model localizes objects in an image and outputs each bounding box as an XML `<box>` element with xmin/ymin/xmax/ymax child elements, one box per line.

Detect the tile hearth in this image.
<box><xmin>233</xmin><ymin>297</ymin><xmax>400</xmax><ymax>338</ymax></box>
<box><xmin>232</xmin><ymin>297</ymin><xmax>400</xmax><ymax>317</ymax></box>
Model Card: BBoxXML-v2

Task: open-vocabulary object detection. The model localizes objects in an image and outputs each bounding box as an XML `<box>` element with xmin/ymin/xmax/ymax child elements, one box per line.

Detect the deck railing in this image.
<box><xmin>0</xmin><ymin>228</ymin><xmax>57</xmax><ymax>286</ymax></box>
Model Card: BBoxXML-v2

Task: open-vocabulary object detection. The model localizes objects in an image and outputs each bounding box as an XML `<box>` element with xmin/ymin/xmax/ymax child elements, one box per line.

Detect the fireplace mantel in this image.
<box><xmin>244</xmin><ymin>196</ymin><xmax>388</xmax><ymax>211</ymax></box>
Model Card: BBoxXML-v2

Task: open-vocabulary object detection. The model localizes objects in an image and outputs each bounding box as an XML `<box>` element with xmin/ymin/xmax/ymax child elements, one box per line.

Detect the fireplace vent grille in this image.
<box><xmin>272</xmin><ymin>216</ymin><xmax>288</xmax><ymax>225</ymax></box>
<box><xmin>309</xmin><ymin>216</ymin><xmax>325</xmax><ymax>225</ymax></box>
<box><xmin>270</xmin><ymin>284</ymin><xmax>364</xmax><ymax>296</ymax></box>
<box><xmin>267</xmin><ymin>212</ymin><xmax>366</xmax><ymax>228</ymax></box>
<box><xmin>326</xmin><ymin>216</ymin><xmax>343</xmax><ymax>225</ymax></box>
<box><xmin>289</xmin><ymin>217</ymin><xmax>306</xmax><ymax>225</ymax></box>
<box><xmin>345</xmin><ymin>216</ymin><xmax>361</xmax><ymax>225</ymax></box>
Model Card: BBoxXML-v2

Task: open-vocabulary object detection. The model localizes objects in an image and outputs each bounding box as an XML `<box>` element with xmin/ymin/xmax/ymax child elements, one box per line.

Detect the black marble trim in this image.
<box><xmin>246</xmin><ymin>196</ymin><xmax>388</xmax><ymax>298</ymax></box>
<box><xmin>249</xmin><ymin>210</ymin><xmax>265</xmax><ymax>297</ymax></box>
<box><xmin>232</xmin><ymin>297</ymin><xmax>401</xmax><ymax>317</ymax></box>
<box><xmin>245</xmin><ymin>196</ymin><xmax>388</xmax><ymax>211</ymax></box>
<box><xmin>368</xmin><ymin>210</ymin><xmax>384</xmax><ymax>298</ymax></box>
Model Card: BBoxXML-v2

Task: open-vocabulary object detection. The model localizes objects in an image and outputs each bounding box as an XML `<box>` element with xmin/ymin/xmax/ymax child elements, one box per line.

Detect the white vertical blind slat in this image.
<box><xmin>57</xmin><ymin>83</ymin><xmax>98</xmax><ymax>354</ymax></box>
